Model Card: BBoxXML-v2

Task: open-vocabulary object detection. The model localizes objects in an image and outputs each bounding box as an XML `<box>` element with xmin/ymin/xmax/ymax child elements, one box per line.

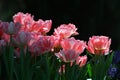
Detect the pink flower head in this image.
<box><xmin>54</xmin><ymin>23</ymin><xmax>79</xmax><ymax>39</ymax></box>
<box><xmin>76</xmin><ymin>55</ymin><xmax>87</xmax><ymax>67</ymax></box>
<box><xmin>55</xmin><ymin>37</ymin><xmax>86</xmax><ymax>62</ymax></box>
<box><xmin>13</xmin><ymin>12</ymin><xmax>52</xmax><ymax>35</ymax></box>
<box><xmin>2</xmin><ymin>22</ymin><xmax>21</xmax><ymax>35</ymax></box>
<box><xmin>29</xmin><ymin>41</ymin><xmax>41</xmax><ymax>56</ymax></box>
<box><xmin>51</xmin><ymin>35</ymin><xmax>62</xmax><ymax>48</ymax></box>
<box><xmin>55</xmin><ymin>49</ymin><xmax>79</xmax><ymax>62</ymax></box>
<box><xmin>32</xmin><ymin>19</ymin><xmax>52</xmax><ymax>35</ymax></box>
<box><xmin>29</xmin><ymin>36</ymin><xmax>54</xmax><ymax>56</ymax></box>
<box><xmin>61</xmin><ymin>37</ymin><xmax>86</xmax><ymax>54</ymax></box>
<box><xmin>38</xmin><ymin>36</ymin><xmax>54</xmax><ymax>53</ymax></box>
<box><xmin>1</xmin><ymin>33</ymin><xmax>10</xmax><ymax>43</ymax></box>
<box><xmin>13</xmin><ymin>12</ymin><xmax>34</xmax><ymax>30</ymax></box>
<box><xmin>13</xmin><ymin>12</ymin><xmax>35</xmax><ymax>33</ymax></box>
<box><xmin>12</xmin><ymin>31</ymin><xmax>31</xmax><ymax>46</ymax></box>
<box><xmin>86</xmin><ymin>36</ymin><xmax>111</xmax><ymax>55</ymax></box>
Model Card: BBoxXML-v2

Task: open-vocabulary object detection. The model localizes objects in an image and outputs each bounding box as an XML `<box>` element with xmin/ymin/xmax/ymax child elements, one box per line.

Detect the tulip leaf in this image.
<box><xmin>89</xmin><ymin>52</ymin><xmax>114</xmax><ymax>80</ymax></box>
<box><xmin>87</xmin><ymin>63</ymin><xmax>92</xmax><ymax>78</ymax></box>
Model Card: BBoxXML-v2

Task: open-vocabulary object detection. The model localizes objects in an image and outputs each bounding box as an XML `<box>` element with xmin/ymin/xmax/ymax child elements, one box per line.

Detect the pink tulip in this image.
<box><xmin>13</xmin><ymin>12</ymin><xmax>34</xmax><ymax>30</ymax></box>
<box><xmin>32</xmin><ymin>19</ymin><xmax>52</xmax><ymax>34</ymax></box>
<box><xmin>29</xmin><ymin>36</ymin><xmax>54</xmax><ymax>56</ymax></box>
<box><xmin>54</xmin><ymin>23</ymin><xmax>79</xmax><ymax>39</ymax></box>
<box><xmin>61</xmin><ymin>37</ymin><xmax>86</xmax><ymax>54</ymax></box>
<box><xmin>13</xmin><ymin>12</ymin><xmax>35</xmax><ymax>33</ymax></box>
<box><xmin>76</xmin><ymin>55</ymin><xmax>87</xmax><ymax>67</ymax></box>
<box><xmin>12</xmin><ymin>31</ymin><xmax>31</xmax><ymax>46</ymax></box>
<box><xmin>13</xmin><ymin>12</ymin><xmax>34</xmax><ymax>24</ymax></box>
<box><xmin>55</xmin><ymin>37</ymin><xmax>86</xmax><ymax>62</ymax></box>
<box><xmin>38</xmin><ymin>36</ymin><xmax>54</xmax><ymax>52</ymax></box>
<box><xmin>1</xmin><ymin>33</ymin><xmax>10</xmax><ymax>43</ymax></box>
<box><xmin>86</xmin><ymin>36</ymin><xmax>111</xmax><ymax>55</ymax></box>
<box><xmin>2</xmin><ymin>22</ymin><xmax>21</xmax><ymax>35</ymax></box>
<box><xmin>13</xmin><ymin>12</ymin><xmax>52</xmax><ymax>35</ymax></box>
<box><xmin>55</xmin><ymin>49</ymin><xmax>80</xmax><ymax>62</ymax></box>
<box><xmin>51</xmin><ymin>35</ymin><xmax>62</xmax><ymax>48</ymax></box>
<box><xmin>29</xmin><ymin>41</ymin><xmax>42</xmax><ymax>56</ymax></box>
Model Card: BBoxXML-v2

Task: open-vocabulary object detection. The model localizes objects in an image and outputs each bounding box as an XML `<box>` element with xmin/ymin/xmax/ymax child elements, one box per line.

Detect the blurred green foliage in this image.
<box><xmin>0</xmin><ymin>0</ymin><xmax>120</xmax><ymax>49</ymax></box>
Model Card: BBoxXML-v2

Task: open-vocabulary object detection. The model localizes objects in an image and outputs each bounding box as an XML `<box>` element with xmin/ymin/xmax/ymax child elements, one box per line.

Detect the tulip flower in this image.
<box><xmin>76</xmin><ymin>55</ymin><xmax>87</xmax><ymax>67</ymax></box>
<box><xmin>29</xmin><ymin>36</ymin><xmax>54</xmax><ymax>56</ymax></box>
<box><xmin>54</xmin><ymin>23</ymin><xmax>79</xmax><ymax>39</ymax></box>
<box><xmin>13</xmin><ymin>12</ymin><xmax>52</xmax><ymax>35</ymax></box>
<box><xmin>31</xmin><ymin>19</ymin><xmax>52</xmax><ymax>35</ymax></box>
<box><xmin>61</xmin><ymin>37</ymin><xmax>86</xmax><ymax>54</ymax></box>
<box><xmin>13</xmin><ymin>12</ymin><xmax>34</xmax><ymax>28</ymax></box>
<box><xmin>12</xmin><ymin>31</ymin><xmax>31</xmax><ymax>46</ymax></box>
<box><xmin>86</xmin><ymin>36</ymin><xmax>111</xmax><ymax>55</ymax></box>
<box><xmin>55</xmin><ymin>37</ymin><xmax>86</xmax><ymax>62</ymax></box>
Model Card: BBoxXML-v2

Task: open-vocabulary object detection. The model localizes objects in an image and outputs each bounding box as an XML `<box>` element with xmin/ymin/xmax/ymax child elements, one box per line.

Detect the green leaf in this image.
<box><xmin>87</xmin><ymin>63</ymin><xmax>92</xmax><ymax>78</ymax></box>
<box><xmin>2</xmin><ymin>46</ymin><xmax>9</xmax><ymax>79</ymax></box>
<box><xmin>14</xmin><ymin>67</ymin><xmax>19</xmax><ymax>80</ymax></box>
<box><xmin>9</xmin><ymin>45</ymin><xmax>14</xmax><ymax>80</ymax></box>
<box><xmin>25</xmin><ymin>46</ymin><xmax>32</xmax><ymax>80</ymax></box>
<box><xmin>89</xmin><ymin>52</ymin><xmax>114</xmax><ymax>80</ymax></box>
<box><xmin>20</xmin><ymin>46</ymin><xmax>25</xmax><ymax>80</ymax></box>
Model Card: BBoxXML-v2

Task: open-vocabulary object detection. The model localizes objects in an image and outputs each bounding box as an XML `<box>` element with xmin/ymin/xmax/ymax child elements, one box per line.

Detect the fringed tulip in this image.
<box><xmin>12</xmin><ymin>31</ymin><xmax>31</xmax><ymax>46</ymax></box>
<box><xmin>76</xmin><ymin>55</ymin><xmax>87</xmax><ymax>67</ymax></box>
<box><xmin>29</xmin><ymin>36</ymin><xmax>54</xmax><ymax>56</ymax></box>
<box><xmin>51</xmin><ymin>35</ymin><xmax>62</xmax><ymax>48</ymax></box>
<box><xmin>86</xmin><ymin>36</ymin><xmax>111</xmax><ymax>55</ymax></box>
<box><xmin>55</xmin><ymin>37</ymin><xmax>86</xmax><ymax>62</ymax></box>
<box><xmin>13</xmin><ymin>12</ymin><xmax>34</xmax><ymax>29</ymax></box>
<box><xmin>13</xmin><ymin>12</ymin><xmax>52</xmax><ymax>35</ymax></box>
<box><xmin>32</xmin><ymin>19</ymin><xmax>52</xmax><ymax>35</ymax></box>
<box><xmin>38</xmin><ymin>36</ymin><xmax>54</xmax><ymax>53</ymax></box>
<box><xmin>55</xmin><ymin>50</ymin><xmax>79</xmax><ymax>62</ymax></box>
<box><xmin>54</xmin><ymin>23</ymin><xmax>78</xmax><ymax>39</ymax></box>
<box><xmin>61</xmin><ymin>37</ymin><xmax>86</xmax><ymax>54</ymax></box>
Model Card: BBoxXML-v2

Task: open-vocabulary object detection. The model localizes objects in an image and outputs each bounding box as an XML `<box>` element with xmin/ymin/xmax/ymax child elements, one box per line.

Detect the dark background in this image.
<box><xmin>0</xmin><ymin>0</ymin><xmax>120</xmax><ymax>50</ymax></box>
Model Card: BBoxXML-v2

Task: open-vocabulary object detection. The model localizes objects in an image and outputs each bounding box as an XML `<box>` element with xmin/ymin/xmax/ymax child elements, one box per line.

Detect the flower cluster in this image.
<box><xmin>0</xmin><ymin>12</ymin><xmax>113</xmax><ymax>80</ymax></box>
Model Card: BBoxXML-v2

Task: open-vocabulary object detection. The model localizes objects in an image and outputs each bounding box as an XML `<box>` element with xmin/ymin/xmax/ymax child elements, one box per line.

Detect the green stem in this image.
<box><xmin>2</xmin><ymin>47</ymin><xmax>9</xmax><ymax>79</ymax></box>
<box><xmin>65</xmin><ymin>63</ymin><xmax>70</xmax><ymax>80</ymax></box>
<box><xmin>9</xmin><ymin>35</ymin><xmax>14</xmax><ymax>80</ymax></box>
<box><xmin>20</xmin><ymin>46</ymin><xmax>24</xmax><ymax>80</ymax></box>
